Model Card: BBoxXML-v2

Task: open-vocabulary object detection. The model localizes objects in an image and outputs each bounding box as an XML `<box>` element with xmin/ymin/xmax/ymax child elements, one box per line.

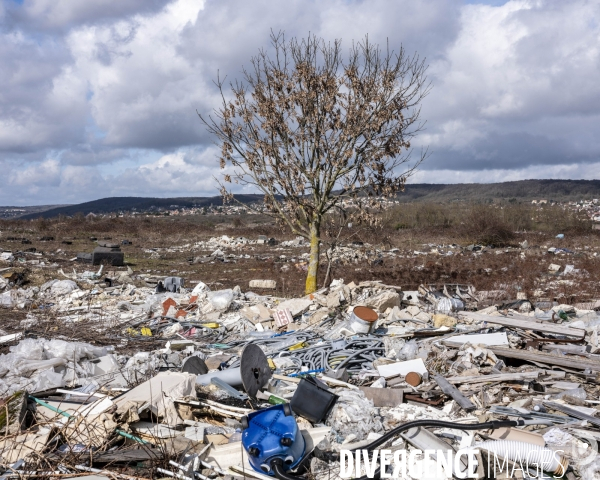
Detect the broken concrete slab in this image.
<box><xmin>249</xmin><ymin>279</ymin><xmax>277</xmax><ymax>289</ymax></box>
<box><xmin>0</xmin><ymin>427</ymin><xmax>51</xmax><ymax>463</ymax></box>
<box><xmin>275</xmin><ymin>297</ymin><xmax>313</xmax><ymax>317</ymax></box>
<box><xmin>240</xmin><ymin>303</ymin><xmax>272</xmax><ymax>323</ymax></box>
<box><xmin>364</xmin><ymin>290</ymin><xmax>401</xmax><ymax>312</ymax></box>
<box><xmin>358</xmin><ymin>387</ymin><xmax>403</xmax><ymax>407</ymax></box>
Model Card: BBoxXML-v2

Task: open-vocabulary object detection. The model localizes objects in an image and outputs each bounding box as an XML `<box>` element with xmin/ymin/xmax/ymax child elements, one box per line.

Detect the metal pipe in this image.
<box><xmin>157</xmin><ymin>468</ymin><xmax>193</xmax><ymax>480</ymax></box>
<box><xmin>168</xmin><ymin>460</ymin><xmax>210</xmax><ymax>480</ymax></box>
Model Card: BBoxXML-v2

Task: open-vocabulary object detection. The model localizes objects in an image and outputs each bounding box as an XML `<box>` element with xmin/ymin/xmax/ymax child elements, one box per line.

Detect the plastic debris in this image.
<box><xmin>0</xmin><ymin>262</ymin><xmax>598</xmax><ymax>479</ymax></box>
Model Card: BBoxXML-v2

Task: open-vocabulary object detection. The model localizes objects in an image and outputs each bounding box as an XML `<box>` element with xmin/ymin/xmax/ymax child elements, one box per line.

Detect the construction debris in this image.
<box><xmin>1</xmin><ymin>265</ymin><xmax>600</xmax><ymax>479</ymax></box>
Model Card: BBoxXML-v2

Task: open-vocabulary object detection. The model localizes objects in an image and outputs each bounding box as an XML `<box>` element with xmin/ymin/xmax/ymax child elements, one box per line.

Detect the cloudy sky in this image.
<box><xmin>1</xmin><ymin>0</ymin><xmax>599</xmax><ymax>206</ymax></box>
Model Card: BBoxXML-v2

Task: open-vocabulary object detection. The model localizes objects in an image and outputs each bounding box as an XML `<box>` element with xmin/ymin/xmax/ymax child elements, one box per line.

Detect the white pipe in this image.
<box><xmin>157</xmin><ymin>467</ymin><xmax>193</xmax><ymax>480</ymax></box>
<box><xmin>203</xmin><ymin>404</ymin><xmax>244</xmax><ymax>418</ymax></box>
<box><xmin>55</xmin><ymin>389</ymin><xmax>106</xmax><ymax>398</ymax></box>
<box><xmin>201</xmin><ymin>398</ymin><xmax>252</xmax><ymax>413</ymax></box>
<box><xmin>474</xmin><ymin>440</ymin><xmax>568</xmax><ymax>476</ymax></box>
<box><xmin>196</xmin><ymin>367</ymin><xmax>242</xmax><ymax>386</ymax></box>
<box><xmin>175</xmin><ymin>398</ymin><xmax>247</xmax><ymax>417</ymax></box>
<box><xmin>75</xmin><ymin>464</ymin><xmax>141</xmax><ymax>480</ymax></box>
<box><xmin>176</xmin><ymin>398</ymin><xmax>252</xmax><ymax>413</ymax></box>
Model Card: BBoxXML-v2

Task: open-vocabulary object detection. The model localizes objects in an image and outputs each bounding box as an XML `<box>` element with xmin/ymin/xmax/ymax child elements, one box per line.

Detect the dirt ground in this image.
<box><xmin>0</xmin><ymin>211</ymin><xmax>600</xmax><ymax>479</ymax></box>
<box><xmin>1</xmin><ymin>212</ymin><xmax>599</xmax><ymax>305</ymax></box>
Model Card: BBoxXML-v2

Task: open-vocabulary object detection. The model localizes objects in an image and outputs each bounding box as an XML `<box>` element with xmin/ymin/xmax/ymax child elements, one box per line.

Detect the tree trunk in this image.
<box><xmin>305</xmin><ymin>220</ymin><xmax>320</xmax><ymax>294</ymax></box>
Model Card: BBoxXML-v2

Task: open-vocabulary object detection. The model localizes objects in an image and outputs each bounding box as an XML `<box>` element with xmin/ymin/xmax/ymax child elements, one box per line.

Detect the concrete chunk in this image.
<box><xmin>249</xmin><ymin>279</ymin><xmax>277</xmax><ymax>289</ymax></box>
<box><xmin>365</xmin><ymin>291</ymin><xmax>401</xmax><ymax>312</ymax></box>
<box><xmin>276</xmin><ymin>297</ymin><xmax>313</xmax><ymax>317</ymax></box>
<box><xmin>433</xmin><ymin>313</ymin><xmax>457</xmax><ymax>328</ymax></box>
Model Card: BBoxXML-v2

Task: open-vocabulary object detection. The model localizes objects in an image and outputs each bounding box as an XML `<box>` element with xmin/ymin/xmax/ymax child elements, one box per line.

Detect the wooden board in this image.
<box><xmin>431</xmin><ymin>374</ymin><xmax>476</xmax><ymax>411</ymax></box>
<box><xmin>444</xmin><ymin>372</ymin><xmax>540</xmax><ymax>385</ymax></box>
<box><xmin>458</xmin><ymin>312</ymin><xmax>585</xmax><ymax>339</ymax></box>
<box><xmin>489</xmin><ymin>347</ymin><xmax>600</xmax><ymax>371</ymax></box>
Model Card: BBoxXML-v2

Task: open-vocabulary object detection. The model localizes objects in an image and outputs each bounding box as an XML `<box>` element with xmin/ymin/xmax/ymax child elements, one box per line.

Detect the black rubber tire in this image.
<box><xmin>241</xmin><ymin>416</ymin><xmax>249</xmax><ymax>430</ymax></box>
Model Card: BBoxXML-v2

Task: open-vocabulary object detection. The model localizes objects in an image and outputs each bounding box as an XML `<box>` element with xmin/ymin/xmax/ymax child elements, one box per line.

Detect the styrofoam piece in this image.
<box><xmin>444</xmin><ymin>332</ymin><xmax>509</xmax><ymax>347</ymax></box>
<box><xmin>376</xmin><ymin>358</ymin><xmax>427</xmax><ymax>378</ymax></box>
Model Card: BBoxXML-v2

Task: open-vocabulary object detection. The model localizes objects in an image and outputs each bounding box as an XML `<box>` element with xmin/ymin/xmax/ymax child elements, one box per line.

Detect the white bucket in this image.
<box><xmin>348</xmin><ymin>306</ymin><xmax>379</xmax><ymax>334</ymax></box>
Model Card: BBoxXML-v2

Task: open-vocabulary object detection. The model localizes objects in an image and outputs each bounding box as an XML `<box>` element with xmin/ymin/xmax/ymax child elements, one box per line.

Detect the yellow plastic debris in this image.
<box><xmin>141</xmin><ymin>327</ymin><xmax>152</xmax><ymax>336</ymax></box>
<box><xmin>202</xmin><ymin>323</ymin><xmax>220</xmax><ymax>329</ymax></box>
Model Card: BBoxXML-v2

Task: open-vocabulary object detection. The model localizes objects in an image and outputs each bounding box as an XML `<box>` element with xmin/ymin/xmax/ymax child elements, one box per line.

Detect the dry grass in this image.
<box><xmin>0</xmin><ymin>203</ymin><xmax>599</xmax><ymax>478</ymax></box>
<box><xmin>0</xmin><ymin>203</ymin><xmax>599</xmax><ymax>303</ymax></box>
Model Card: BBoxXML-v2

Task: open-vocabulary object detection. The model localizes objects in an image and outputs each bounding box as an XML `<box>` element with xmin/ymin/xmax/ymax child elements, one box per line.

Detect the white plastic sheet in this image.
<box><xmin>0</xmin><ymin>338</ymin><xmax>108</xmax><ymax>396</ymax></box>
<box><xmin>208</xmin><ymin>289</ymin><xmax>234</xmax><ymax>311</ymax></box>
<box><xmin>328</xmin><ymin>389</ymin><xmax>383</xmax><ymax>441</ymax></box>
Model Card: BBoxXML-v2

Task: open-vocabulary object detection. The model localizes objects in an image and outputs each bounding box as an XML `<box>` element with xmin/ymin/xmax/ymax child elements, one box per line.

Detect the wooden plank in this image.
<box><xmin>92</xmin><ymin>448</ymin><xmax>163</xmax><ymax>463</ymax></box>
<box><xmin>545</xmin><ymin>402</ymin><xmax>600</xmax><ymax>429</ymax></box>
<box><xmin>45</xmin><ymin>448</ymin><xmax>163</xmax><ymax>465</ymax></box>
<box><xmin>431</xmin><ymin>374</ymin><xmax>476</xmax><ymax>411</ymax></box>
<box><xmin>541</xmin><ymin>344</ymin><xmax>591</xmax><ymax>355</ymax></box>
<box><xmin>489</xmin><ymin>347</ymin><xmax>600</xmax><ymax>371</ymax></box>
<box><xmin>320</xmin><ymin>375</ymin><xmax>359</xmax><ymax>390</ymax></box>
<box><xmin>272</xmin><ymin>374</ymin><xmax>301</xmax><ymax>383</ymax></box>
<box><xmin>458</xmin><ymin>312</ymin><xmax>585</xmax><ymax>339</ymax></box>
<box><xmin>464</xmin><ymin>311</ymin><xmax>544</xmax><ymax>323</ymax></box>
<box><xmin>444</xmin><ymin>372</ymin><xmax>540</xmax><ymax>385</ymax></box>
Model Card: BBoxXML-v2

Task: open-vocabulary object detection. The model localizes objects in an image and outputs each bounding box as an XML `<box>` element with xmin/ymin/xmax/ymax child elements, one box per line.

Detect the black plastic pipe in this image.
<box><xmin>271</xmin><ymin>458</ymin><xmax>305</xmax><ymax>480</ymax></box>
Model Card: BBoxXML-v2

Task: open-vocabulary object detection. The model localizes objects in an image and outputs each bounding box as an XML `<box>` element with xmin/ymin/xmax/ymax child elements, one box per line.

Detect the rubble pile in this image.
<box><xmin>1</xmin><ymin>254</ymin><xmax>600</xmax><ymax>478</ymax></box>
<box><xmin>2</xmin><ymin>232</ymin><xmax>600</xmax><ymax>303</ymax></box>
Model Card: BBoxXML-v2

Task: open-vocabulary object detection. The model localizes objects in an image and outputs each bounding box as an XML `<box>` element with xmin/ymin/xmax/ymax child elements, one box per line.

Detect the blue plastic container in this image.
<box><xmin>241</xmin><ymin>404</ymin><xmax>306</xmax><ymax>475</ymax></box>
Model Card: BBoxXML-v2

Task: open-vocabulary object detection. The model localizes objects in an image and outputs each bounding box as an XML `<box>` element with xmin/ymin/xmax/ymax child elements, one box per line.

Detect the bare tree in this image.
<box><xmin>200</xmin><ymin>32</ymin><xmax>430</xmax><ymax>294</ymax></box>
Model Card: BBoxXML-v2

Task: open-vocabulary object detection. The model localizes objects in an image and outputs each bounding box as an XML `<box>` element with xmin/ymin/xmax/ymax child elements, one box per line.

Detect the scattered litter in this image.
<box><xmin>0</xmin><ymin>265</ymin><xmax>599</xmax><ymax>478</ymax></box>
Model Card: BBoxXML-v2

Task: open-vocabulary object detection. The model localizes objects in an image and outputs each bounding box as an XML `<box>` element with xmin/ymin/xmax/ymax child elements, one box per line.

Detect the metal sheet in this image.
<box><xmin>358</xmin><ymin>387</ymin><xmax>403</xmax><ymax>407</ymax></box>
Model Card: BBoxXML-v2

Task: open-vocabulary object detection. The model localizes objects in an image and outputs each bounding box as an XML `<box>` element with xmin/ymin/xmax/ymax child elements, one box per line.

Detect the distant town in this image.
<box><xmin>2</xmin><ymin>197</ymin><xmax>600</xmax><ymax>230</ymax></box>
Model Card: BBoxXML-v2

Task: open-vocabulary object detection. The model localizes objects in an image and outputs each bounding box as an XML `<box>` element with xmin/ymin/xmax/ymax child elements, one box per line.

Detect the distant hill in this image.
<box><xmin>17</xmin><ymin>195</ymin><xmax>265</xmax><ymax>219</ymax></box>
<box><xmin>398</xmin><ymin>179</ymin><xmax>600</xmax><ymax>203</ymax></box>
<box><xmin>0</xmin><ymin>204</ymin><xmax>69</xmax><ymax>219</ymax></box>
<box><xmin>10</xmin><ymin>179</ymin><xmax>600</xmax><ymax>219</ymax></box>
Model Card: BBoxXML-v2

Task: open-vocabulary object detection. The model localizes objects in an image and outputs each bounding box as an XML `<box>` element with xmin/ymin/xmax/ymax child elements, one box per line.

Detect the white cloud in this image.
<box><xmin>0</xmin><ymin>0</ymin><xmax>599</xmax><ymax>205</ymax></box>
<box><xmin>410</xmin><ymin>160</ymin><xmax>600</xmax><ymax>184</ymax></box>
<box><xmin>6</xmin><ymin>159</ymin><xmax>62</xmax><ymax>200</ymax></box>
<box><xmin>5</xmin><ymin>0</ymin><xmax>175</xmax><ymax>32</ymax></box>
<box><xmin>67</xmin><ymin>0</ymin><xmax>212</xmax><ymax>149</ymax></box>
<box><xmin>419</xmin><ymin>0</ymin><xmax>600</xmax><ymax>171</ymax></box>
<box><xmin>0</xmin><ymin>148</ymin><xmax>220</xmax><ymax>204</ymax></box>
